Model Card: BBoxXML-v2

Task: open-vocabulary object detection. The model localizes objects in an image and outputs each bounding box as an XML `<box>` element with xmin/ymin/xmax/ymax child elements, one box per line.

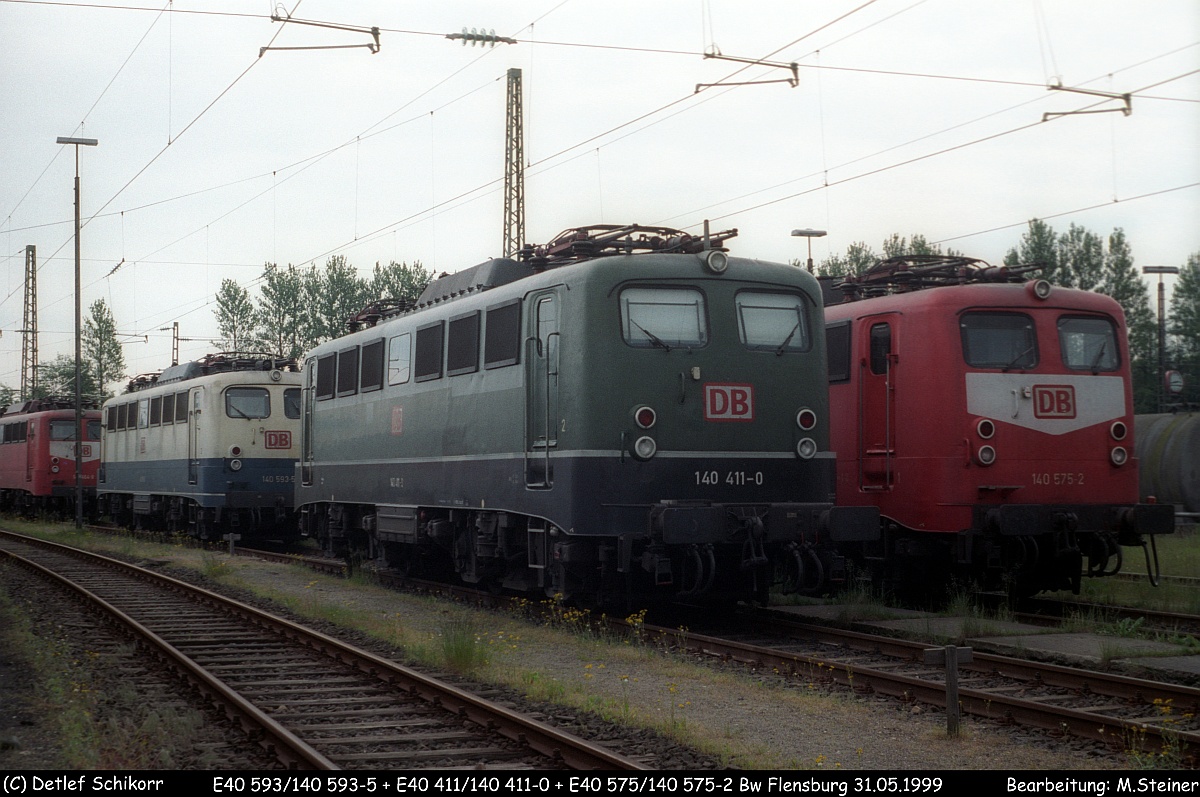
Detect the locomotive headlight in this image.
<box><xmin>634</xmin><ymin>405</ymin><xmax>657</xmax><ymax>429</ymax></box>
<box><xmin>796</xmin><ymin>437</ymin><xmax>818</xmax><ymax>459</ymax></box>
<box><xmin>50</xmin><ymin>465</ymin><xmax>60</xmax><ymax>474</ymax></box>
<box><xmin>631</xmin><ymin>435</ymin><xmax>657</xmax><ymax>460</ymax></box>
<box><xmin>270</xmin><ymin>369</ymin><xmax>283</xmax><ymax>382</ymax></box>
<box><xmin>796</xmin><ymin>408</ymin><xmax>817</xmax><ymax>431</ymax></box>
<box><xmin>1110</xmin><ymin>421</ymin><xmax>1127</xmax><ymax>441</ymax></box>
<box><xmin>229</xmin><ymin>458</ymin><xmax>243</xmax><ymax>472</ymax></box>
<box><xmin>1110</xmin><ymin>446</ymin><xmax>1128</xmax><ymax>466</ymax></box>
<box><xmin>975</xmin><ymin>445</ymin><xmax>997</xmax><ymax>466</ymax></box>
<box><xmin>976</xmin><ymin>419</ymin><xmax>995</xmax><ymax>439</ymax></box>
<box><xmin>1027</xmin><ymin>279</ymin><xmax>1052</xmax><ymax>300</ymax></box>
<box><xmin>51</xmin><ymin>457</ymin><xmax>60</xmax><ymax>465</ymax></box>
<box><xmin>704</xmin><ymin>250</ymin><xmax>729</xmax><ymax>274</ymax></box>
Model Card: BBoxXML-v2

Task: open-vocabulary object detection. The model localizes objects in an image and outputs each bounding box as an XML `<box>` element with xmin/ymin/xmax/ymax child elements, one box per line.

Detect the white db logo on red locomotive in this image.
<box><xmin>265</xmin><ymin>431</ymin><xmax>292</xmax><ymax>449</ymax></box>
<box><xmin>1033</xmin><ymin>385</ymin><xmax>1076</xmax><ymax>419</ymax></box>
<box><xmin>704</xmin><ymin>383</ymin><xmax>754</xmax><ymax>422</ymax></box>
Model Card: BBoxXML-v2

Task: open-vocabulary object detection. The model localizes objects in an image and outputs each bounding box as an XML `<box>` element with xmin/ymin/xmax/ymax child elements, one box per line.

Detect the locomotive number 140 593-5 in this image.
<box><xmin>695</xmin><ymin>470</ymin><xmax>764</xmax><ymax>486</ymax></box>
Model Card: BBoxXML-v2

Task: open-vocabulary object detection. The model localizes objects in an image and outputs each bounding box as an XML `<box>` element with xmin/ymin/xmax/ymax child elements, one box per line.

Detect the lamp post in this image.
<box><xmin>1143</xmin><ymin>265</ymin><xmax>1179</xmax><ymax>413</ymax></box>
<box><xmin>791</xmin><ymin>228</ymin><xmax>827</xmax><ymax>273</ymax></box>
<box><xmin>57</xmin><ymin>135</ymin><xmax>98</xmax><ymax>530</ymax></box>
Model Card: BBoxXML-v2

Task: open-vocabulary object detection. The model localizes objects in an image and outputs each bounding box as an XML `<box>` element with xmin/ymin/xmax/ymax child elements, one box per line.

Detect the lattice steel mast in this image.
<box><xmin>21</xmin><ymin>245</ymin><xmax>38</xmax><ymax>399</ymax></box>
<box><xmin>503</xmin><ymin>67</ymin><xmax>525</xmax><ymax>258</ymax></box>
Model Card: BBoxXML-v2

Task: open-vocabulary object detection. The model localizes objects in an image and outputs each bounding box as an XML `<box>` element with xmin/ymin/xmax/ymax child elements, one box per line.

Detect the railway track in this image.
<box><xmin>631</xmin><ymin>610</ymin><xmax>1200</xmax><ymax>765</ymax></box>
<box><xmin>0</xmin><ymin>529</ymin><xmax>646</xmax><ymax>771</ymax></box>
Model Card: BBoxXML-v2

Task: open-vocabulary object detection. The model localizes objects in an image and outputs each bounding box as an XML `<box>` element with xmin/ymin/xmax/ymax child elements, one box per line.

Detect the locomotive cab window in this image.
<box><xmin>50</xmin><ymin>420</ymin><xmax>76</xmax><ymax>441</ymax></box>
<box><xmin>736</xmin><ymin>291</ymin><xmax>810</xmax><ymax>353</ymax></box>
<box><xmin>620</xmin><ymin>287</ymin><xmax>707</xmax><ymax>349</ymax></box>
<box><xmin>284</xmin><ymin>388</ymin><xmax>301</xmax><ymax>419</ymax></box>
<box><xmin>226</xmin><ymin>387</ymin><xmax>270</xmax><ymax>419</ymax></box>
<box><xmin>1058</xmin><ymin>316</ymin><xmax>1119</xmax><ymax>372</ymax></box>
<box><xmin>960</xmin><ymin>312</ymin><xmax>1037</xmax><ymax>370</ymax></box>
<box><xmin>484</xmin><ymin>299</ymin><xmax>521</xmax><ymax>369</ymax></box>
<box><xmin>388</xmin><ymin>333</ymin><xmax>412</xmax><ymax>385</ymax></box>
<box><xmin>88</xmin><ymin>420</ymin><xmax>101</xmax><ymax>440</ymax></box>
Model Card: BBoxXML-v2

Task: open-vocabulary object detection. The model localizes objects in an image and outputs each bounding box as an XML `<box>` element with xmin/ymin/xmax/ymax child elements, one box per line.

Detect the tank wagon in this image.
<box><xmin>0</xmin><ymin>397</ymin><xmax>100</xmax><ymax>517</ymax></box>
<box><xmin>100</xmin><ymin>353</ymin><xmax>302</xmax><ymax>541</ymax></box>
<box><xmin>296</xmin><ymin>224</ymin><xmax>879</xmax><ymax>606</ymax></box>
<box><xmin>822</xmin><ymin>256</ymin><xmax>1174</xmax><ymax>598</ymax></box>
<box><xmin>1135</xmin><ymin>412</ymin><xmax>1200</xmax><ymax>516</ymax></box>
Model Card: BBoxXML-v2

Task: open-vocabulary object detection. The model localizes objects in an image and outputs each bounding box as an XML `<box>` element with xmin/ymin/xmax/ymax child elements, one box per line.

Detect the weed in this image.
<box><xmin>439</xmin><ymin>618</ymin><xmax>488</xmax><ymax>674</ymax></box>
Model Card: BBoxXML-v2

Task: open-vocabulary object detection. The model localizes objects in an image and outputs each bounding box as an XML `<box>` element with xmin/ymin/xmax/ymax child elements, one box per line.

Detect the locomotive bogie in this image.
<box><xmin>298</xmin><ymin>245</ymin><xmax>879</xmax><ymax>606</ymax></box>
<box><xmin>100</xmin><ymin>359</ymin><xmax>302</xmax><ymax>542</ymax></box>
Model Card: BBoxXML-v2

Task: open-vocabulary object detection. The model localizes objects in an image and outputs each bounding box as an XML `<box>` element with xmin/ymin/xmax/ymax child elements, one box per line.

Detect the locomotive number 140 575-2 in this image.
<box><xmin>695</xmin><ymin>470</ymin><xmax>764</xmax><ymax>486</ymax></box>
<box><xmin>1032</xmin><ymin>472</ymin><xmax>1084</xmax><ymax>486</ymax></box>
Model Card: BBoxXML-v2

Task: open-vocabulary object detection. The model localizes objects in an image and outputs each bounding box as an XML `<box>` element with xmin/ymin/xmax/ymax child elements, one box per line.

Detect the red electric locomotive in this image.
<box><xmin>0</xmin><ymin>397</ymin><xmax>102</xmax><ymax>517</ymax></box>
<box><xmin>821</xmin><ymin>256</ymin><xmax>1174</xmax><ymax>598</ymax></box>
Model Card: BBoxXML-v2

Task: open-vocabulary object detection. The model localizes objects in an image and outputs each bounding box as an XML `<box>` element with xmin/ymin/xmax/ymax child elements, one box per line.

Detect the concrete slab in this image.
<box><xmin>863</xmin><ymin>616</ymin><xmax>1050</xmax><ymax>638</ymax></box>
<box><xmin>977</xmin><ymin>632</ymin><xmax>1186</xmax><ymax>663</ymax></box>
<box><xmin>769</xmin><ymin>603</ymin><xmax>927</xmax><ymax>623</ymax></box>
<box><xmin>1112</xmin><ymin>655</ymin><xmax>1200</xmax><ymax>676</ymax></box>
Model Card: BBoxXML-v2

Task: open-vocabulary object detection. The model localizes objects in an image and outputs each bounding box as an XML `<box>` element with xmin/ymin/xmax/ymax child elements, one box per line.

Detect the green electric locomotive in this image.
<box><xmin>296</xmin><ymin>225</ymin><xmax>877</xmax><ymax>606</ymax></box>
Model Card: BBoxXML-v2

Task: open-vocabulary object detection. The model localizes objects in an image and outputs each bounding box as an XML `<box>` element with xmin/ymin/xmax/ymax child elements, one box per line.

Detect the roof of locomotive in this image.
<box><xmin>120</xmin><ymin>353</ymin><xmax>300</xmax><ymax>396</ymax></box>
<box><xmin>822</xmin><ymin>280</ymin><xmax>1125</xmax><ymax>322</ymax></box>
<box><xmin>1</xmin><ymin>396</ymin><xmax>100</xmax><ymax>417</ymax></box>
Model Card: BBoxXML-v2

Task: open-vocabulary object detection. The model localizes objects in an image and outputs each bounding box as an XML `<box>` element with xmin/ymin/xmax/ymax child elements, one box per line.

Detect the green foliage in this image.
<box><xmin>82</xmin><ymin>299</ymin><xmax>125</xmax><ymax>400</ymax></box>
<box><xmin>1167</xmin><ymin>253</ymin><xmax>1200</xmax><ymax>409</ymax></box>
<box><xmin>214</xmin><ymin>279</ymin><xmax>260</xmax><ymax>353</ymax></box>
<box><xmin>256</xmin><ymin>263</ymin><xmax>307</xmax><ymax>359</ymax></box>
<box><xmin>34</xmin><ymin>354</ymin><xmax>102</xmax><ymax>403</ymax></box>
<box><xmin>1004</xmin><ymin>219</ymin><xmax>1061</xmax><ymax>283</ymax></box>
<box><xmin>369</xmin><ymin>260</ymin><xmax>433</xmax><ymax>305</ymax></box>
<box><xmin>304</xmin><ymin>255</ymin><xmax>370</xmax><ymax>344</ymax></box>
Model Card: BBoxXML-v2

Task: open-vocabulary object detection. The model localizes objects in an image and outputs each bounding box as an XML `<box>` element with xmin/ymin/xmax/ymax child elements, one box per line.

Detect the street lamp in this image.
<box><xmin>57</xmin><ymin>135</ymin><xmax>98</xmax><ymax>530</ymax></box>
<box><xmin>1143</xmin><ymin>265</ymin><xmax>1179</xmax><ymax>413</ymax></box>
<box><xmin>791</xmin><ymin>228</ymin><xmax>827</xmax><ymax>273</ymax></box>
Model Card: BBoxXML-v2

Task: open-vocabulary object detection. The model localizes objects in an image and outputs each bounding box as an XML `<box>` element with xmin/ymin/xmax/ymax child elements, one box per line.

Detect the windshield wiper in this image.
<box><xmin>775</xmin><ymin>321</ymin><xmax>802</xmax><ymax>356</ymax></box>
<box><xmin>1090</xmin><ymin>342</ymin><xmax>1108</xmax><ymax>373</ymax></box>
<box><xmin>1001</xmin><ymin>346</ymin><xmax>1035</xmax><ymax>372</ymax></box>
<box><xmin>633</xmin><ymin>321</ymin><xmax>672</xmax><ymax>352</ymax></box>
<box><xmin>229</xmin><ymin>404</ymin><xmax>251</xmax><ymax>419</ymax></box>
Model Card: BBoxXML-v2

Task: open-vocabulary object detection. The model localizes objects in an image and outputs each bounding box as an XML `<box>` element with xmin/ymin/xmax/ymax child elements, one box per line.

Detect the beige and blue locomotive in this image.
<box><xmin>296</xmin><ymin>225</ymin><xmax>878</xmax><ymax>605</ymax></box>
<box><xmin>99</xmin><ymin>354</ymin><xmax>302</xmax><ymax>541</ymax></box>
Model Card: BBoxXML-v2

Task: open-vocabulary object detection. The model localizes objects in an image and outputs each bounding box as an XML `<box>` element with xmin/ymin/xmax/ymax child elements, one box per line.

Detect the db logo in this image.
<box><xmin>1033</xmin><ymin>385</ymin><xmax>1076</xmax><ymax>419</ymax></box>
<box><xmin>704</xmin><ymin>383</ymin><xmax>754</xmax><ymax>422</ymax></box>
<box><xmin>265</xmin><ymin>430</ymin><xmax>292</xmax><ymax>449</ymax></box>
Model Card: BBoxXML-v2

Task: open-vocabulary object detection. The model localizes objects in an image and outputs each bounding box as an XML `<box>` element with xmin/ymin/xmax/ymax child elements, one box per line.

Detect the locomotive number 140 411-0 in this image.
<box><xmin>695</xmin><ymin>470</ymin><xmax>764</xmax><ymax>486</ymax></box>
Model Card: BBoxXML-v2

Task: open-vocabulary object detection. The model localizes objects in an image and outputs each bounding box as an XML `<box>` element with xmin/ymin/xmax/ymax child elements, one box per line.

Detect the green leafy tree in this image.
<box><xmin>82</xmin><ymin>298</ymin><xmax>126</xmax><ymax>400</ymax></box>
<box><xmin>214</xmin><ymin>278</ymin><xmax>260</xmax><ymax>353</ymax></box>
<box><xmin>256</xmin><ymin>263</ymin><xmax>307</xmax><ymax>359</ymax></box>
<box><xmin>34</xmin><ymin>354</ymin><xmax>102</xmax><ymax>402</ymax></box>
<box><xmin>816</xmin><ymin>241</ymin><xmax>877</xmax><ymax>278</ymax></box>
<box><xmin>368</xmin><ymin>260</ymin><xmax>433</xmax><ymax>305</ymax></box>
<box><xmin>1004</xmin><ymin>219</ymin><xmax>1062</xmax><ymax>284</ymax></box>
<box><xmin>304</xmin><ymin>255</ymin><xmax>370</xmax><ymax>344</ymax></box>
<box><xmin>1168</xmin><ymin>252</ymin><xmax>1200</xmax><ymax>409</ymax></box>
<box><xmin>0</xmin><ymin>384</ymin><xmax>16</xmax><ymax>408</ymax></box>
<box><xmin>1057</xmin><ymin>223</ymin><xmax>1105</xmax><ymax>292</ymax></box>
<box><xmin>1096</xmin><ymin>228</ymin><xmax>1156</xmax><ymax>412</ymax></box>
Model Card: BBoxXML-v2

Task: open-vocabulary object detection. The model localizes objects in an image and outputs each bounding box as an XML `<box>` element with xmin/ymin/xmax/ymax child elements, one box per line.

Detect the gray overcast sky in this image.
<box><xmin>2</xmin><ymin>0</ymin><xmax>1197</xmax><ymax>384</ymax></box>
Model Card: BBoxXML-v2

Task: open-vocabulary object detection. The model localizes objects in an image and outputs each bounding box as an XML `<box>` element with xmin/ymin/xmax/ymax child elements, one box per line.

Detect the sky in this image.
<box><xmin>2</xmin><ymin>0</ymin><xmax>1198</xmax><ymax>387</ymax></box>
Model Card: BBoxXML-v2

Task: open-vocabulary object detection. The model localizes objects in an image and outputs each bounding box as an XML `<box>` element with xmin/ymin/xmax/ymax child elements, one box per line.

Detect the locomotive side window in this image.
<box><xmin>869</xmin><ymin>324</ymin><xmax>891</xmax><ymax>375</ymax></box>
<box><xmin>736</xmin><ymin>291</ymin><xmax>810</xmax><ymax>353</ymax></box>
<box><xmin>284</xmin><ymin>388</ymin><xmax>301</xmax><ymax>419</ymax></box>
<box><xmin>226</xmin><ymin>387</ymin><xmax>271</xmax><ymax>419</ymax></box>
<box><xmin>415</xmin><ymin>321</ymin><xmax>445</xmax><ymax>382</ymax></box>
<box><xmin>150</xmin><ymin>396</ymin><xmax>162</xmax><ymax>426</ymax></box>
<box><xmin>162</xmin><ymin>393</ymin><xmax>174</xmax><ymax>424</ymax></box>
<box><xmin>360</xmin><ymin>339</ymin><xmax>385</xmax><ymax>393</ymax></box>
<box><xmin>447</xmin><ymin>312</ymin><xmax>480</xmax><ymax>376</ymax></box>
<box><xmin>315</xmin><ymin>353</ymin><xmax>336</xmax><ymax>400</ymax></box>
<box><xmin>337</xmin><ymin>347</ymin><xmax>360</xmax><ymax>397</ymax></box>
<box><xmin>117</xmin><ymin>403</ymin><xmax>128</xmax><ymax>430</ymax></box>
<box><xmin>175</xmin><ymin>391</ymin><xmax>189</xmax><ymax>423</ymax></box>
<box><xmin>826</xmin><ymin>321</ymin><xmax>851</xmax><ymax>383</ymax></box>
<box><xmin>1058</xmin><ymin>316</ymin><xmax>1119</xmax><ymax>372</ymax></box>
<box><xmin>106</xmin><ymin>407</ymin><xmax>117</xmax><ymax>432</ymax></box>
<box><xmin>388</xmin><ymin>333</ymin><xmax>412</xmax><ymax>385</ymax></box>
<box><xmin>620</xmin><ymin>287</ymin><xmax>707</xmax><ymax>349</ymax></box>
<box><xmin>138</xmin><ymin>399</ymin><xmax>150</xmax><ymax>429</ymax></box>
<box><xmin>960</xmin><ymin>312</ymin><xmax>1037</xmax><ymax>370</ymax></box>
<box><xmin>484</xmin><ymin>299</ymin><xmax>521</xmax><ymax>369</ymax></box>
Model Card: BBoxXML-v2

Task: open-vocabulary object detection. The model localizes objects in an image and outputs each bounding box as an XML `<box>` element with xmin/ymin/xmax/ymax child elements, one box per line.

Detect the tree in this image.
<box><xmin>82</xmin><ymin>298</ymin><xmax>125</xmax><ymax>400</ymax></box>
<box><xmin>816</xmin><ymin>241</ymin><xmax>877</xmax><ymax>278</ymax></box>
<box><xmin>1093</xmin><ymin>228</ymin><xmax>1156</xmax><ymax>412</ymax></box>
<box><xmin>34</xmin><ymin>354</ymin><xmax>102</xmax><ymax>402</ymax></box>
<box><xmin>1004</xmin><ymin>219</ymin><xmax>1062</xmax><ymax>285</ymax></box>
<box><xmin>256</xmin><ymin>263</ymin><xmax>307</xmax><ymax>359</ymax></box>
<box><xmin>214</xmin><ymin>279</ymin><xmax>259</xmax><ymax>353</ymax></box>
<box><xmin>1057</xmin><ymin>223</ymin><xmax>1105</xmax><ymax>292</ymax></box>
<box><xmin>304</xmin><ymin>255</ymin><xmax>369</xmax><ymax>345</ymax></box>
<box><xmin>368</xmin><ymin>260</ymin><xmax>433</xmax><ymax>305</ymax></box>
<box><xmin>0</xmin><ymin>385</ymin><xmax>16</xmax><ymax>408</ymax></box>
<box><xmin>1168</xmin><ymin>252</ymin><xmax>1200</xmax><ymax>409</ymax></box>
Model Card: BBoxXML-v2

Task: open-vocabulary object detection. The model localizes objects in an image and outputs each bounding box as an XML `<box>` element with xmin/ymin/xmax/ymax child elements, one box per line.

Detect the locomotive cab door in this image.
<box><xmin>525</xmin><ymin>290</ymin><xmax>560</xmax><ymax>488</ymax></box>
<box><xmin>859</xmin><ymin>316</ymin><xmax>898</xmax><ymax>490</ymax></box>
<box><xmin>188</xmin><ymin>387</ymin><xmax>203</xmax><ymax>485</ymax></box>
